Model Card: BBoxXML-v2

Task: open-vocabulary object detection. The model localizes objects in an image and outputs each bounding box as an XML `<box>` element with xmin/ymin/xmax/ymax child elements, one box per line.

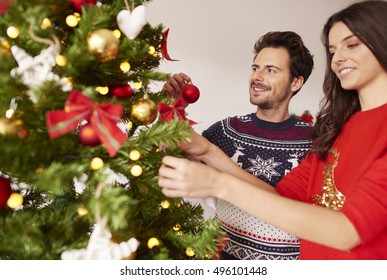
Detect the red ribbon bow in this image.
<box><xmin>158</xmin><ymin>98</ymin><xmax>196</xmax><ymax>125</ymax></box>
<box><xmin>161</xmin><ymin>28</ymin><xmax>179</xmax><ymax>61</ymax></box>
<box><xmin>46</xmin><ymin>89</ymin><xmax>127</xmax><ymax>157</ymax></box>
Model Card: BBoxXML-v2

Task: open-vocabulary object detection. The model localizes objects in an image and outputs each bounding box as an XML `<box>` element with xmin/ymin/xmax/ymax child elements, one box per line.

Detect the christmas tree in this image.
<box><xmin>0</xmin><ymin>0</ymin><xmax>225</xmax><ymax>260</ymax></box>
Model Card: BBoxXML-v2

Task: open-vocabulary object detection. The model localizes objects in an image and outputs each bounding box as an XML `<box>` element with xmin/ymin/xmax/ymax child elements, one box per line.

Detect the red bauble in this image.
<box><xmin>79</xmin><ymin>123</ymin><xmax>101</xmax><ymax>147</ymax></box>
<box><xmin>0</xmin><ymin>176</ymin><xmax>12</xmax><ymax>209</ymax></box>
<box><xmin>68</xmin><ymin>0</ymin><xmax>97</xmax><ymax>12</ymax></box>
<box><xmin>180</xmin><ymin>84</ymin><xmax>200</xmax><ymax>104</ymax></box>
<box><xmin>110</xmin><ymin>84</ymin><xmax>133</xmax><ymax>99</ymax></box>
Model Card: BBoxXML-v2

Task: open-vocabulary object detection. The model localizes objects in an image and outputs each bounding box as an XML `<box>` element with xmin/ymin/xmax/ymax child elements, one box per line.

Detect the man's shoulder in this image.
<box><xmin>206</xmin><ymin>113</ymin><xmax>253</xmax><ymax>129</ymax></box>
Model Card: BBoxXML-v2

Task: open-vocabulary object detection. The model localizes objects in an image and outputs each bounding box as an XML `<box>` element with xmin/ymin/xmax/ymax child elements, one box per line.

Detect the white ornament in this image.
<box><xmin>117</xmin><ymin>5</ymin><xmax>147</xmax><ymax>39</ymax></box>
<box><xmin>61</xmin><ymin>222</ymin><xmax>140</xmax><ymax>260</ymax></box>
<box><xmin>10</xmin><ymin>45</ymin><xmax>72</xmax><ymax>103</ymax></box>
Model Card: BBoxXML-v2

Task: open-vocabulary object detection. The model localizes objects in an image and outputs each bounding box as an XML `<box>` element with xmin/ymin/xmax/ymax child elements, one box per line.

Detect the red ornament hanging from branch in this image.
<box><xmin>110</xmin><ymin>84</ymin><xmax>133</xmax><ymax>99</ymax></box>
<box><xmin>46</xmin><ymin>89</ymin><xmax>127</xmax><ymax>157</ymax></box>
<box><xmin>180</xmin><ymin>84</ymin><xmax>200</xmax><ymax>104</ymax></box>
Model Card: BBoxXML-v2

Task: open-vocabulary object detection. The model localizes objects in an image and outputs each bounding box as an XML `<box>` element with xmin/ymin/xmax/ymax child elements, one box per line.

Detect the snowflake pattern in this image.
<box><xmin>246</xmin><ymin>155</ymin><xmax>281</xmax><ymax>180</ymax></box>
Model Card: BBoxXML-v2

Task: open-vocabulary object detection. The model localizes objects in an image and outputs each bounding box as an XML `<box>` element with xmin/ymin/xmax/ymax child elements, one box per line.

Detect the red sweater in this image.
<box><xmin>276</xmin><ymin>103</ymin><xmax>387</xmax><ymax>259</ymax></box>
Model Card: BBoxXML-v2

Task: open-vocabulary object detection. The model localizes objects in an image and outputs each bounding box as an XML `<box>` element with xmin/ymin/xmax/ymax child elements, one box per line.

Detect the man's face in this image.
<box><xmin>249</xmin><ymin>47</ymin><xmax>294</xmax><ymax>110</ymax></box>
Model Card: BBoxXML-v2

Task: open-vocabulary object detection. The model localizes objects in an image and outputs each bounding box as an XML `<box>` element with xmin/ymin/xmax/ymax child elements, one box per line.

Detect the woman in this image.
<box><xmin>158</xmin><ymin>0</ymin><xmax>387</xmax><ymax>259</ymax></box>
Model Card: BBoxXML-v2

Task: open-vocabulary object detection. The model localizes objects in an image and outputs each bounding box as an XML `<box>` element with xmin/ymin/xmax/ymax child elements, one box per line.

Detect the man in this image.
<box><xmin>163</xmin><ymin>31</ymin><xmax>314</xmax><ymax>260</ymax></box>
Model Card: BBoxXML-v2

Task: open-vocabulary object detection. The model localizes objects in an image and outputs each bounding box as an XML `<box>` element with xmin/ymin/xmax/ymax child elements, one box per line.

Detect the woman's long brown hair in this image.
<box><xmin>310</xmin><ymin>0</ymin><xmax>387</xmax><ymax>161</ymax></box>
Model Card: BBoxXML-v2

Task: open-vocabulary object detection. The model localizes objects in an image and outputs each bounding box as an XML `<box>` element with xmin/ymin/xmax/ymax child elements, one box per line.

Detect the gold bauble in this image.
<box><xmin>0</xmin><ymin>117</ymin><xmax>28</xmax><ymax>138</ymax></box>
<box><xmin>130</xmin><ymin>94</ymin><xmax>157</xmax><ymax>125</ymax></box>
<box><xmin>87</xmin><ymin>29</ymin><xmax>119</xmax><ymax>62</ymax></box>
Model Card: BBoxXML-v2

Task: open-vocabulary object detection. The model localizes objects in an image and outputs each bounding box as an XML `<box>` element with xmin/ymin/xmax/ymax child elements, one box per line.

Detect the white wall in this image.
<box><xmin>146</xmin><ymin>0</ymin><xmax>359</xmax><ymax>134</ymax></box>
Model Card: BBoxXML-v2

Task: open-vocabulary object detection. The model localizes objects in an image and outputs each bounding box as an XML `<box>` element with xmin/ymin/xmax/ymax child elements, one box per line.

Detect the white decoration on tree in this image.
<box><xmin>61</xmin><ymin>221</ymin><xmax>140</xmax><ymax>260</ymax></box>
<box><xmin>10</xmin><ymin>45</ymin><xmax>72</xmax><ymax>103</ymax></box>
<box><xmin>117</xmin><ymin>5</ymin><xmax>147</xmax><ymax>39</ymax></box>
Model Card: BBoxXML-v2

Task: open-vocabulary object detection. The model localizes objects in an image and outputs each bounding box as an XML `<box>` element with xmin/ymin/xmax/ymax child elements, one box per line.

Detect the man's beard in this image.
<box><xmin>250</xmin><ymin>96</ymin><xmax>272</xmax><ymax>110</ymax></box>
<box><xmin>257</xmin><ymin>100</ymin><xmax>272</xmax><ymax>110</ymax></box>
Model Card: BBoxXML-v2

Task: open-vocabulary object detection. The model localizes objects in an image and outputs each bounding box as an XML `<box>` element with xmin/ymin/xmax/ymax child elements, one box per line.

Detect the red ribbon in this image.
<box><xmin>158</xmin><ymin>98</ymin><xmax>196</xmax><ymax>125</ymax></box>
<box><xmin>301</xmin><ymin>112</ymin><xmax>314</xmax><ymax>125</ymax></box>
<box><xmin>46</xmin><ymin>89</ymin><xmax>127</xmax><ymax>157</ymax></box>
<box><xmin>161</xmin><ymin>28</ymin><xmax>179</xmax><ymax>61</ymax></box>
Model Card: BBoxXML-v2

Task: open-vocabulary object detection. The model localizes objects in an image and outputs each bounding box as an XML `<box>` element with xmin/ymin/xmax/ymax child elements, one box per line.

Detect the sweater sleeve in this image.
<box><xmin>275</xmin><ymin>152</ymin><xmax>314</xmax><ymax>202</ymax></box>
<box><xmin>341</xmin><ymin>152</ymin><xmax>387</xmax><ymax>245</ymax></box>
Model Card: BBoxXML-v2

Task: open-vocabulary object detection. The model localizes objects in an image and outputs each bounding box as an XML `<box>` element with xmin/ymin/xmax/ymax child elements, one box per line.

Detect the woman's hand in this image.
<box><xmin>179</xmin><ymin>131</ymin><xmax>213</xmax><ymax>161</ymax></box>
<box><xmin>158</xmin><ymin>155</ymin><xmax>219</xmax><ymax>198</ymax></box>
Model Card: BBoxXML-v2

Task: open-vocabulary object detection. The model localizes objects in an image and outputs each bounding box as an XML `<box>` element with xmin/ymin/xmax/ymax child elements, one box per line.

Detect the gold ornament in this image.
<box><xmin>147</xmin><ymin>237</ymin><xmax>160</xmax><ymax>249</ymax></box>
<box><xmin>87</xmin><ymin>29</ymin><xmax>119</xmax><ymax>62</ymax></box>
<box><xmin>186</xmin><ymin>247</ymin><xmax>195</xmax><ymax>257</ymax></box>
<box><xmin>0</xmin><ymin>117</ymin><xmax>28</xmax><ymax>138</ymax></box>
<box><xmin>90</xmin><ymin>157</ymin><xmax>104</xmax><ymax>170</ymax></box>
<box><xmin>129</xmin><ymin>149</ymin><xmax>141</xmax><ymax>161</ymax></box>
<box><xmin>173</xmin><ymin>223</ymin><xmax>181</xmax><ymax>231</ymax></box>
<box><xmin>130</xmin><ymin>164</ymin><xmax>143</xmax><ymax>177</ymax></box>
<box><xmin>130</xmin><ymin>94</ymin><xmax>157</xmax><ymax>125</ymax></box>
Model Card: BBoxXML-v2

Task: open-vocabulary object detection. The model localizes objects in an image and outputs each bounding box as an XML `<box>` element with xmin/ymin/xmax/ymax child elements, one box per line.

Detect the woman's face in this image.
<box><xmin>328</xmin><ymin>21</ymin><xmax>385</xmax><ymax>94</ymax></box>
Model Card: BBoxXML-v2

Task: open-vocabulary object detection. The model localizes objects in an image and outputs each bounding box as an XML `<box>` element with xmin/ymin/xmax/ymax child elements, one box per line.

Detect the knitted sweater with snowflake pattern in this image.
<box><xmin>202</xmin><ymin>113</ymin><xmax>312</xmax><ymax>260</ymax></box>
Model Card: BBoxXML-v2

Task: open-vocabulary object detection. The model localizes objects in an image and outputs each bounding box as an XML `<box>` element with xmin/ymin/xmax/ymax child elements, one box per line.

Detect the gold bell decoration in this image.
<box><xmin>130</xmin><ymin>93</ymin><xmax>157</xmax><ymax>125</ymax></box>
<box><xmin>86</xmin><ymin>28</ymin><xmax>119</xmax><ymax>62</ymax></box>
<box><xmin>0</xmin><ymin>117</ymin><xmax>28</xmax><ymax>138</ymax></box>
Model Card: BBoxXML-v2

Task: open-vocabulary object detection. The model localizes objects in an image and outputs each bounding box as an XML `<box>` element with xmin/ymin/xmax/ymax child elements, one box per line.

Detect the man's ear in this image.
<box><xmin>291</xmin><ymin>76</ymin><xmax>304</xmax><ymax>93</ymax></box>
